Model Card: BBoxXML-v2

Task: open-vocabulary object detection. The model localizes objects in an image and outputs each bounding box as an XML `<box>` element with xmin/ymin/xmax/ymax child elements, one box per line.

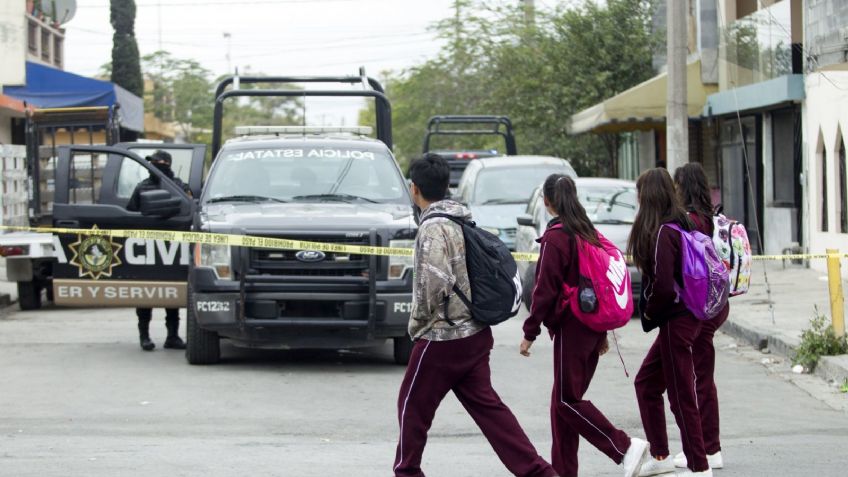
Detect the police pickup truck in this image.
<box><xmin>50</xmin><ymin>74</ymin><xmax>417</xmax><ymax>365</ymax></box>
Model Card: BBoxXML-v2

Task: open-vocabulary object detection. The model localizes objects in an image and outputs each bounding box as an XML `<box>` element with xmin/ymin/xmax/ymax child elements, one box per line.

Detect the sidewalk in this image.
<box><xmin>724</xmin><ymin>261</ymin><xmax>848</xmax><ymax>385</ymax></box>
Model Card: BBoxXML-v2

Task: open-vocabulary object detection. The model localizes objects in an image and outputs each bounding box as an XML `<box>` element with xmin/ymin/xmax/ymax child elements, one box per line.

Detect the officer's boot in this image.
<box><xmin>164</xmin><ymin>311</ymin><xmax>186</xmax><ymax>350</ymax></box>
<box><xmin>138</xmin><ymin>320</ymin><xmax>155</xmax><ymax>351</ymax></box>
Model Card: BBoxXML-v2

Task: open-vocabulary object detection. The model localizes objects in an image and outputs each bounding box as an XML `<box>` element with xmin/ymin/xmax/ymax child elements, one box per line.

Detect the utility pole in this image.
<box><xmin>523</xmin><ymin>0</ymin><xmax>535</xmax><ymax>28</ymax></box>
<box><xmin>666</xmin><ymin>0</ymin><xmax>688</xmax><ymax>171</ymax></box>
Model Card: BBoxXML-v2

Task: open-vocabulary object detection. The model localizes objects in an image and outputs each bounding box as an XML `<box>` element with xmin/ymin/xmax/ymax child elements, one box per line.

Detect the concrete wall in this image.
<box><xmin>0</xmin><ymin>111</ymin><xmax>14</xmax><ymax>144</ymax></box>
<box><xmin>803</xmin><ymin>70</ymin><xmax>848</xmax><ymax>274</ymax></box>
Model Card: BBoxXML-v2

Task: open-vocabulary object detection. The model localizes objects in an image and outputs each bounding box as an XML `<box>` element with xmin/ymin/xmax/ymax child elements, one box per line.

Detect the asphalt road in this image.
<box><xmin>0</xmin><ymin>305</ymin><xmax>846</xmax><ymax>476</ymax></box>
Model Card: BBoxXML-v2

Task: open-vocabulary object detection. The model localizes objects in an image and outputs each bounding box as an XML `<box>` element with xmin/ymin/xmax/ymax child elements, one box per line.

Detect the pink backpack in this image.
<box><xmin>554</xmin><ymin>226</ymin><xmax>634</xmax><ymax>332</ymax></box>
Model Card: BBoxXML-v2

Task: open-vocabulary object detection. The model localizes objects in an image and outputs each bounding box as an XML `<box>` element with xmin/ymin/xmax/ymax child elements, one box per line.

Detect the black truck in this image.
<box><xmin>421</xmin><ymin>115</ymin><xmax>517</xmax><ymax>190</ymax></box>
<box><xmin>48</xmin><ymin>73</ymin><xmax>416</xmax><ymax>365</ymax></box>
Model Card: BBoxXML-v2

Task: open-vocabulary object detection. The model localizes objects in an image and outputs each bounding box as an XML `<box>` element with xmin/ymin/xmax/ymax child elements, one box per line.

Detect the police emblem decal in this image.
<box><xmin>69</xmin><ymin>226</ymin><xmax>123</xmax><ymax>280</ymax></box>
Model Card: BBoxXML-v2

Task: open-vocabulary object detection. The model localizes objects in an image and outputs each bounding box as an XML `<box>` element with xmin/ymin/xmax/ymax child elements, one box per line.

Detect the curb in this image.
<box><xmin>722</xmin><ymin>316</ymin><xmax>848</xmax><ymax>385</ymax></box>
<box><xmin>721</xmin><ymin>317</ymin><xmax>799</xmax><ymax>357</ymax></box>
<box><xmin>816</xmin><ymin>355</ymin><xmax>848</xmax><ymax>384</ymax></box>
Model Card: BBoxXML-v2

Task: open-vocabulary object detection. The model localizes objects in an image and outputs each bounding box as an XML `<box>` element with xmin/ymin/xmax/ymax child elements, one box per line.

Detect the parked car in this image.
<box><xmin>515</xmin><ymin>177</ymin><xmax>640</xmax><ymax>311</ymax></box>
<box><xmin>455</xmin><ymin>156</ymin><xmax>577</xmax><ymax>250</ymax></box>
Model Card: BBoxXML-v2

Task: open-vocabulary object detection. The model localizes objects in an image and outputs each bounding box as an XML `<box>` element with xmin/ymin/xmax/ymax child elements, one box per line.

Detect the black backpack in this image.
<box><xmin>422</xmin><ymin>214</ymin><xmax>523</xmax><ymax>325</ymax></box>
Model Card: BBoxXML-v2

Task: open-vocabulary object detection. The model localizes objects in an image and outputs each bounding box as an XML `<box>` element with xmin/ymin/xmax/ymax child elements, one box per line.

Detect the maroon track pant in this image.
<box><xmin>393</xmin><ymin>327</ymin><xmax>556</xmax><ymax>477</ymax></box>
<box><xmin>551</xmin><ymin>317</ymin><xmax>632</xmax><ymax>477</ymax></box>
<box><xmin>634</xmin><ymin>315</ymin><xmax>709</xmax><ymax>472</ymax></box>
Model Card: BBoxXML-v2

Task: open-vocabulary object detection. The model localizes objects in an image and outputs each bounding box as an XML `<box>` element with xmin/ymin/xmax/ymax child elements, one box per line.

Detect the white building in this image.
<box><xmin>802</xmin><ymin>0</ymin><xmax>848</xmax><ymax>273</ymax></box>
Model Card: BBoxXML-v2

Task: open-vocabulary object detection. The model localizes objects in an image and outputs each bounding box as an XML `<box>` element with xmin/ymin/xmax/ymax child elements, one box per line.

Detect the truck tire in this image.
<box><xmin>17</xmin><ymin>281</ymin><xmax>42</xmax><ymax>311</ymax></box>
<box><xmin>393</xmin><ymin>335</ymin><xmax>414</xmax><ymax>365</ymax></box>
<box><xmin>185</xmin><ymin>285</ymin><xmax>221</xmax><ymax>365</ymax></box>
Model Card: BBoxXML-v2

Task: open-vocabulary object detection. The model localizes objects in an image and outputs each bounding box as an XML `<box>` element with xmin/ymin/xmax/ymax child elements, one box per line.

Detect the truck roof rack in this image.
<box><xmin>212</xmin><ymin>68</ymin><xmax>391</xmax><ymax>156</ymax></box>
<box><xmin>422</xmin><ymin>115</ymin><xmax>516</xmax><ymax>156</ymax></box>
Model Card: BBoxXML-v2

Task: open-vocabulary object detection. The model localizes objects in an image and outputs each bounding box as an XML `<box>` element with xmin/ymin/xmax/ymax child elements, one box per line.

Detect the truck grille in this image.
<box><xmin>248</xmin><ymin>234</ymin><xmax>373</xmax><ymax>277</ymax></box>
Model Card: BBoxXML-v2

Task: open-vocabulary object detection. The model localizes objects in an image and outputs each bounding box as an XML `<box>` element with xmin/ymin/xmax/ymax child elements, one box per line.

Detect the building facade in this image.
<box><xmin>802</xmin><ymin>0</ymin><xmax>848</xmax><ymax>273</ymax></box>
<box><xmin>570</xmin><ymin>0</ymin><xmax>806</xmax><ymax>257</ymax></box>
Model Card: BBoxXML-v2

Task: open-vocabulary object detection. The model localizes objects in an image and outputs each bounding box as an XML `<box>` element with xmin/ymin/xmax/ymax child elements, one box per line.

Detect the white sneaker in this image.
<box><xmin>673</xmin><ymin>451</ymin><xmax>723</xmax><ymax>469</ymax></box>
<box><xmin>638</xmin><ymin>456</ymin><xmax>676</xmax><ymax>476</ymax></box>
<box><xmin>676</xmin><ymin>470</ymin><xmax>713</xmax><ymax>477</ymax></box>
<box><xmin>622</xmin><ymin>438</ymin><xmax>650</xmax><ymax>477</ymax></box>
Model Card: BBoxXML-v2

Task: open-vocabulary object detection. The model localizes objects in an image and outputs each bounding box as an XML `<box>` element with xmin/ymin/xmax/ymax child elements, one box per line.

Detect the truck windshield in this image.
<box><xmin>473</xmin><ymin>166</ymin><xmax>566</xmax><ymax>205</ymax></box>
<box><xmin>204</xmin><ymin>146</ymin><xmax>408</xmax><ymax>204</ymax></box>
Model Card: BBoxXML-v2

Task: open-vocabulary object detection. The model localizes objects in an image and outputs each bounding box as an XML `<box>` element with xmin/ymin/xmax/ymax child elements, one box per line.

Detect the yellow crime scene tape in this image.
<box><xmin>0</xmin><ymin>225</ymin><xmax>844</xmax><ymax>263</ymax></box>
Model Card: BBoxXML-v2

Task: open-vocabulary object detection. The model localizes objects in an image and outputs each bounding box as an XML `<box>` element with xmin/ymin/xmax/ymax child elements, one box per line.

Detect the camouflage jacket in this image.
<box><xmin>409</xmin><ymin>200</ymin><xmax>486</xmax><ymax>341</ymax></box>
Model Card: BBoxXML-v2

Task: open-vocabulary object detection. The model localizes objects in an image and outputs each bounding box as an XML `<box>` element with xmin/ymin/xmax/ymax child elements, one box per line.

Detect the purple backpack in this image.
<box><xmin>663</xmin><ymin>223</ymin><xmax>729</xmax><ymax>320</ymax></box>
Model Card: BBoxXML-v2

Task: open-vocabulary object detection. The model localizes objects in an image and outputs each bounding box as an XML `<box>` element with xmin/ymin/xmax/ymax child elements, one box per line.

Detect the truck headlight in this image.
<box><xmin>194</xmin><ymin>243</ymin><xmax>231</xmax><ymax>279</ymax></box>
<box><xmin>388</xmin><ymin>240</ymin><xmax>414</xmax><ymax>279</ymax></box>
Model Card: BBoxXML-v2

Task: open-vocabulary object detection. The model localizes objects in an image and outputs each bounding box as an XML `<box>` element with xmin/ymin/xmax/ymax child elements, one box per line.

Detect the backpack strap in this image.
<box><xmin>421</xmin><ymin>212</ymin><xmax>472</xmax><ymax>325</ymax></box>
<box><xmin>420</xmin><ymin>213</ymin><xmax>474</xmax><ymax>227</ymax></box>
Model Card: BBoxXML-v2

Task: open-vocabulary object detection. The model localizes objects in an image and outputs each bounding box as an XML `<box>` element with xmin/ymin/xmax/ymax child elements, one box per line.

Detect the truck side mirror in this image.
<box><xmin>139</xmin><ymin>189</ymin><xmax>182</xmax><ymax>218</ymax></box>
<box><xmin>517</xmin><ymin>215</ymin><xmax>535</xmax><ymax>227</ymax></box>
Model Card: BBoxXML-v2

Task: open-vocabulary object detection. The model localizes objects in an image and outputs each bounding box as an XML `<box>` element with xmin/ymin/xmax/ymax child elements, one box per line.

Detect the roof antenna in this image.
<box><xmin>359</xmin><ymin>66</ymin><xmax>369</xmax><ymax>90</ymax></box>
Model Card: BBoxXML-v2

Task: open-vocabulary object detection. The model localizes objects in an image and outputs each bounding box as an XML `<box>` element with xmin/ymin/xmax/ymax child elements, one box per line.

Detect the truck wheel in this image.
<box><xmin>185</xmin><ymin>286</ymin><xmax>220</xmax><ymax>365</ymax></box>
<box><xmin>393</xmin><ymin>335</ymin><xmax>414</xmax><ymax>365</ymax></box>
<box><xmin>17</xmin><ymin>281</ymin><xmax>42</xmax><ymax>311</ymax></box>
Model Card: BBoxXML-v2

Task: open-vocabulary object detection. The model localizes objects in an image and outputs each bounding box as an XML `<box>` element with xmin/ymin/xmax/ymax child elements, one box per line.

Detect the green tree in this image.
<box><xmin>141</xmin><ymin>51</ymin><xmax>215</xmax><ymax>142</ymax></box>
<box><xmin>367</xmin><ymin>0</ymin><xmax>658</xmax><ymax>176</ymax></box>
<box><xmin>110</xmin><ymin>0</ymin><xmax>143</xmax><ymax>97</ymax></box>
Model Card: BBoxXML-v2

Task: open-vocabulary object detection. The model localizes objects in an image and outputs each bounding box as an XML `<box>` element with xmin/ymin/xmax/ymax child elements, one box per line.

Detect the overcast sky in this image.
<box><xmin>63</xmin><ymin>0</ymin><xmax>473</xmax><ymax>126</ymax></box>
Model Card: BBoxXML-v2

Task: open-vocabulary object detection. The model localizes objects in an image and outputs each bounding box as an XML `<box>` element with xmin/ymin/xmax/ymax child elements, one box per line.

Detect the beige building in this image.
<box><xmin>570</xmin><ymin>0</ymin><xmax>805</xmax><ymax>257</ymax></box>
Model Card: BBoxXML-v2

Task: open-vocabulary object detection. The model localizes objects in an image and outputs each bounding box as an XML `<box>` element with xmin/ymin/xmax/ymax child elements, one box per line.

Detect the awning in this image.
<box><xmin>703</xmin><ymin>74</ymin><xmax>804</xmax><ymax>117</ymax></box>
<box><xmin>3</xmin><ymin>62</ymin><xmax>144</xmax><ymax>132</ymax></box>
<box><xmin>0</xmin><ymin>93</ymin><xmax>29</xmax><ymax>115</ymax></box>
<box><xmin>568</xmin><ymin>60</ymin><xmax>718</xmax><ymax>135</ymax></box>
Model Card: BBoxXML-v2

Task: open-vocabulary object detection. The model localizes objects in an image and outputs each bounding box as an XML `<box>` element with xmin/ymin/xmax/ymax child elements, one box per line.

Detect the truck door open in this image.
<box><xmin>50</xmin><ymin>144</ymin><xmax>205</xmax><ymax>307</ymax></box>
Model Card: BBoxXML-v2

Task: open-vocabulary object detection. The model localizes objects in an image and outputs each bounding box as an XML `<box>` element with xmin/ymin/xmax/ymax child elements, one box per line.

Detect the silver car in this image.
<box><xmin>515</xmin><ymin>177</ymin><xmax>640</xmax><ymax>311</ymax></box>
<box><xmin>455</xmin><ymin>156</ymin><xmax>577</xmax><ymax>250</ymax></box>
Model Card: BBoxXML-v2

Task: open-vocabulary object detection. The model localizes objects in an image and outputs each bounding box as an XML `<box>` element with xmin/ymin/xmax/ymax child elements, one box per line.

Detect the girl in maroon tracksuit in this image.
<box><xmin>628</xmin><ymin>168</ymin><xmax>712</xmax><ymax>477</ymax></box>
<box><xmin>672</xmin><ymin>163</ymin><xmax>728</xmax><ymax>470</ymax></box>
<box><xmin>521</xmin><ymin>175</ymin><xmax>649</xmax><ymax>477</ymax></box>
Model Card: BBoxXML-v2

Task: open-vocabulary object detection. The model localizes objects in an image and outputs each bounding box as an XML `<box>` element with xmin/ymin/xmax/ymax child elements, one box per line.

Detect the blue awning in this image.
<box><xmin>703</xmin><ymin>74</ymin><xmax>805</xmax><ymax>117</ymax></box>
<box><xmin>4</xmin><ymin>62</ymin><xmax>144</xmax><ymax>132</ymax></box>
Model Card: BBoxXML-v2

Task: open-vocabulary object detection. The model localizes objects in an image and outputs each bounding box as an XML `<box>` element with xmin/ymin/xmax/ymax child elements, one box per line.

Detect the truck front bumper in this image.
<box><xmin>190</xmin><ymin>268</ymin><xmax>412</xmax><ymax>349</ymax></box>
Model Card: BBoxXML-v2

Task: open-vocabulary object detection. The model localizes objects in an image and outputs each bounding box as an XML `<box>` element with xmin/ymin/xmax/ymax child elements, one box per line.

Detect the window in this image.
<box><xmin>53</xmin><ymin>36</ymin><xmax>63</xmax><ymax>68</ymax></box>
<box><xmin>40</xmin><ymin>29</ymin><xmax>50</xmax><ymax>61</ymax></box>
<box><xmin>68</xmin><ymin>153</ymin><xmax>108</xmax><ymax>205</ymax></box>
<box><xmin>125</xmin><ymin>148</ymin><xmax>194</xmax><ymax>184</ymax></box>
<box><xmin>204</xmin><ymin>146</ymin><xmax>407</xmax><ymax>204</ymax></box>
<box><xmin>818</xmin><ymin>134</ymin><xmax>829</xmax><ymax>232</ymax></box>
<box><xmin>27</xmin><ymin>20</ymin><xmax>38</xmax><ymax>54</ymax></box>
<box><xmin>472</xmin><ymin>166</ymin><xmax>568</xmax><ymax>205</ymax></box>
<box><xmin>117</xmin><ymin>159</ymin><xmax>149</xmax><ymax>200</ymax></box>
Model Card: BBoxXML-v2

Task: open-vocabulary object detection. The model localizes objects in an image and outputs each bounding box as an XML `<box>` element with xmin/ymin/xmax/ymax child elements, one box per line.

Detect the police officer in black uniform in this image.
<box><xmin>127</xmin><ymin>150</ymin><xmax>189</xmax><ymax>351</ymax></box>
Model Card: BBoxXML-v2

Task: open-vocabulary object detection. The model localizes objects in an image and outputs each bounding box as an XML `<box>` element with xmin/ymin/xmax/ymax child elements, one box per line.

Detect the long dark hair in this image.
<box><xmin>674</xmin><ymin>162</ymin><xmax>713</xmax><ymax>225</ymax></box>
<box><xmin>543</xmin><ymin>174</ymin><xmax>600</xmax><ymax>246</ymax></box>
<box><xmin>627</xmin><ymin>168</ymin><xmax>692</xmax><ymax>273</ymax></box>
